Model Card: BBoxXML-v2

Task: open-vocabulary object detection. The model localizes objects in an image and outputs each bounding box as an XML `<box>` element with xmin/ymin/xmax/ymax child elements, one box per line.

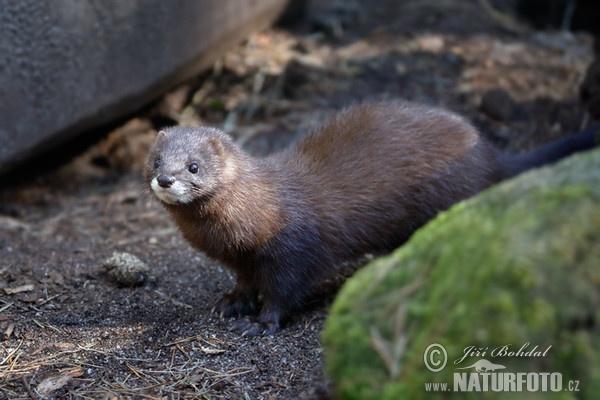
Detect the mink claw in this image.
<box><xmin>230</xmin><ymin>316</ymin><xmax>280</xmax><ymax>337</ymax></box>
<box><xmin>230</xmin><ymin>317</ymin><xmax>256</xmax><ymax>336</ymax></box>
<box><xmin>241</xmin><ymin>326</ymin><xmax>262</xmax><ymax>337</ymax></box>
<box><xmin>209</xmin><ymin>304</ymin><xmax>226</xmax><ymax>320</ymax></box>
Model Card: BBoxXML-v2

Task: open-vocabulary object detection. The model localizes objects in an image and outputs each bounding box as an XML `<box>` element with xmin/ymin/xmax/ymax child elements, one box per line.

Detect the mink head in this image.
<box><xmin>144</xmin><ymin>127</ymin><xmax>236</xmax><ymax>205</ymax></box>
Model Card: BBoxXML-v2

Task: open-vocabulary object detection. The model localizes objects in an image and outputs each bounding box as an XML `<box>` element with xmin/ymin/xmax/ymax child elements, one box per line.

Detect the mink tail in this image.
<box><xmin>497</xmin><ymin>127</ymin><xmax>599</xmax><ymax>179</ymax></box>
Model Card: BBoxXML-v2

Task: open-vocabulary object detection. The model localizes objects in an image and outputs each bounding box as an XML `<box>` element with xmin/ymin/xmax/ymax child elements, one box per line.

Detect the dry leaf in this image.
<box><xmin>36</xmin><ymin>375</ymin><xmax>73</xmax><ymax>396</ymax></box>
<box><xmin>36</xmin><ymin>368</ymin><xmax>83</xmax><ymax>395</ymax></box>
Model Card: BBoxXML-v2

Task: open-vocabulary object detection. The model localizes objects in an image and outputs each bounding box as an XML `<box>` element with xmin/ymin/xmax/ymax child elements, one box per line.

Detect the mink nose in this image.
<box><xmin>156</xmin><ymin>175</ymin><xmax>174</xmax><ymax>188</ymax></box>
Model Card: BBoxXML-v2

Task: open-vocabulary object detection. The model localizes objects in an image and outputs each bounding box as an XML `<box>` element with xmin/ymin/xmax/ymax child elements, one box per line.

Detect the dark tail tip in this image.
<box><xmin>498</xmin><ymin>127</ymin><xmax>599</xmax><ymax>179</ymax></box>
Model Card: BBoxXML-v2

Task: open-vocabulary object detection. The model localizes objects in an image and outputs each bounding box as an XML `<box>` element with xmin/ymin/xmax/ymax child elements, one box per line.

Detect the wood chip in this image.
<box><xmin>200</xmin><ymin>346</ymin><xmax>226</xmax><ymax>355</ymax></box>
<box><xmin>4</xmin><ymin>323</ymin><xmax>15</xmax><ymax>339</ymax></box>
<box><xmin>4</xmin><ymin>284</ymin><xmax>34</xmax><ymax>295</ymax></box>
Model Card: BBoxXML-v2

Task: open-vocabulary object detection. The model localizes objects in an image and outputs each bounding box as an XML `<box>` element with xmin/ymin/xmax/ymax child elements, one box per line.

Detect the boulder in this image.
<box><xmin>0</xmin><ymin>0</ymin><xmax>288</xmax><ymax>174</ymax></box>
<box><xmin>323</xmin><ymin>149</ymin><xmax>600</xmax><ymax>399</ymax></box>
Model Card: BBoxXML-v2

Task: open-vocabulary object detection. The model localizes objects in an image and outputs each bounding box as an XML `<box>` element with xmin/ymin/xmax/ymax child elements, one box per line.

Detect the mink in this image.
<box><xmin>143</xmin><ymin>101</ymin><xmax>597</xmax><ymax>335</ymax></box>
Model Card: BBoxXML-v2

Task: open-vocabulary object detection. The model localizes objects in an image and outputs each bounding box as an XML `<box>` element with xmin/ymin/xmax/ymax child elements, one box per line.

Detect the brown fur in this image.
<box><xmin>144</xmin><ymin>101</ymin><xmax>503</xmax><ymax>335</ymax></box>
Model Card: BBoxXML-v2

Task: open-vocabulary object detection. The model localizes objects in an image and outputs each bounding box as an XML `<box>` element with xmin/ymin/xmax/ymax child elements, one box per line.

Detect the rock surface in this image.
<box><xmin>323</xmin><ymin>149</ymin><xmax>600</xmax><ymax>399</ymax></box>
<box><xmin>0</xmin><ymin>0</ymin><xmax>287</xmax><ymax>174</ymax></box>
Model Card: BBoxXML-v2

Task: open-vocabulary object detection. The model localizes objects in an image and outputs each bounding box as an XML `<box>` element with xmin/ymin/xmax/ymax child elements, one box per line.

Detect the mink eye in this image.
<box><xmin>153</xmin><ymin>158</ymin><xmax>161</xmax><ymax>169</ymax></box>
<box><xmin>188</xmin><ymin>162</ymin><xmax>199</xmax><ymax>174</ymax></box>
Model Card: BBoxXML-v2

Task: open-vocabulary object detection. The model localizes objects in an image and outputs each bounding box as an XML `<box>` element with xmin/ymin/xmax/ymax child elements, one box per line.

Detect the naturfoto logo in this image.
<box><xmin>423</xmin><ymin>342</ymin><xmax>581</xmax><ymax>394</ymax></box>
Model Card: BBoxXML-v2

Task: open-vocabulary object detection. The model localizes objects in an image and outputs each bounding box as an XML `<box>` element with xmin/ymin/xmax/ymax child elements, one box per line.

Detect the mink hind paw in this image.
<box><xmin>230</xmin><ymin>316</ymin><xmax>281</xmax><ymax>336</ymax></box>
<box><xmin>211</xmin><ymin>292</ymin><xmax>258</xmax><ymax>319</ymax></box>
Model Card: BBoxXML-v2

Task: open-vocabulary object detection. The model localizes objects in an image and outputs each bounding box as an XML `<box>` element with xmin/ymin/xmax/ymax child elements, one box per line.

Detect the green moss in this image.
<box><xmin>323</xmin><ymin>149</ymin><xmax>600</xmax><ymax>399</ymax></box>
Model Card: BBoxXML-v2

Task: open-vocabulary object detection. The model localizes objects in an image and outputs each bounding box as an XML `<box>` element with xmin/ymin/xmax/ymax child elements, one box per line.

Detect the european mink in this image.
<box><xmin>144</xmin><ymin>101</ymin><xmax>597</xmax><ymax>335</ymax></box>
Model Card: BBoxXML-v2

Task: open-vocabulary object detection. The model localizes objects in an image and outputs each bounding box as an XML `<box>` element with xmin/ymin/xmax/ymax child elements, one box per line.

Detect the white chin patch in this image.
<box><xmin>151</xmin><ymin>179</ymin><xmax>194</xmax><ymax>205</ymax></box>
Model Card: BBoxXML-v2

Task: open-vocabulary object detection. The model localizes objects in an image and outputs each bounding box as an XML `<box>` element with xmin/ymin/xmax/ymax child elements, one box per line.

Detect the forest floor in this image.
<box><xmin>0</xmin><ymin>0</ymin><xmax>594</xmax><ymax>398</ymax></box>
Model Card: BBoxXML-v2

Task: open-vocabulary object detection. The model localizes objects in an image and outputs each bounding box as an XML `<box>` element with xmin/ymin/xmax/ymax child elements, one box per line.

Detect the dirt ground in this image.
<box><xmin>0</xmin><ymin>0</ymin><xmax>594</xmax><ymax>398</ymax></box>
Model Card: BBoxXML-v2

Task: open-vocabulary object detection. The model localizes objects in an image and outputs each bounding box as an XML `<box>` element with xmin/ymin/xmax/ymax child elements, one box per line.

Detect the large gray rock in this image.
<box><xmin>0</xmin><ymin>0</ymin><xmax>288</xmax><ymax>174</ymax></box>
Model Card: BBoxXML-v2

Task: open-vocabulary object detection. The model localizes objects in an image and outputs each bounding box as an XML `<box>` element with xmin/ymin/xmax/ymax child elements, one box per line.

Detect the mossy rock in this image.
<box><xmin>323</xmin><ymin>149</ymin><xmax>600</xmax><ymax>399</ymax></box>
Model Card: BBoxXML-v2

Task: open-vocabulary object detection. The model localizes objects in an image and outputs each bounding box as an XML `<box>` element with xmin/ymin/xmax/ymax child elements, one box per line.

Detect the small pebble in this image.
<box><xmin>102</xmin><ymin>252</ymin><xmax>149</xmax><ymax>286</ymax></box>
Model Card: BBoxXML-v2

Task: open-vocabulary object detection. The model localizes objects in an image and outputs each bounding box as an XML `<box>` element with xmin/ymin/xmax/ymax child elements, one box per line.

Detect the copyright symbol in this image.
<box><xmin>424</xmin><ymin>343</ymin><xmax>447</xmax><ymax>372</ymax></box>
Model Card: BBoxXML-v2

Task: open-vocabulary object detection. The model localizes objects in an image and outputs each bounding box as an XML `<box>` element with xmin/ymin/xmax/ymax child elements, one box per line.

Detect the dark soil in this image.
<box><xmin>0</xmin><ymin>0</ymin><xmax>594</xmax><ymax>398</ymax></box>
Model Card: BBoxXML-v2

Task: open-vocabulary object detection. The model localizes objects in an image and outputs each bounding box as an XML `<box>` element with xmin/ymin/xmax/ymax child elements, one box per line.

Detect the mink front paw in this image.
<box><xmin>231</xmin><ymin>316</ymin><xmax>281</xmax><ymax>337</ymax></box>
<box><xmin>212</xmin><ymin>292</ymin><xmax>258</xmax><ymax>319</ymax></box>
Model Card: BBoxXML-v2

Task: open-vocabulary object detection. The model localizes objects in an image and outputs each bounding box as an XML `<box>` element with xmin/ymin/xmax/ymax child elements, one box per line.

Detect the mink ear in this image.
<box><xmin>208</xmin><ymin>138</ymin><xmax>225</xmax><ymax>157</ymax></box>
